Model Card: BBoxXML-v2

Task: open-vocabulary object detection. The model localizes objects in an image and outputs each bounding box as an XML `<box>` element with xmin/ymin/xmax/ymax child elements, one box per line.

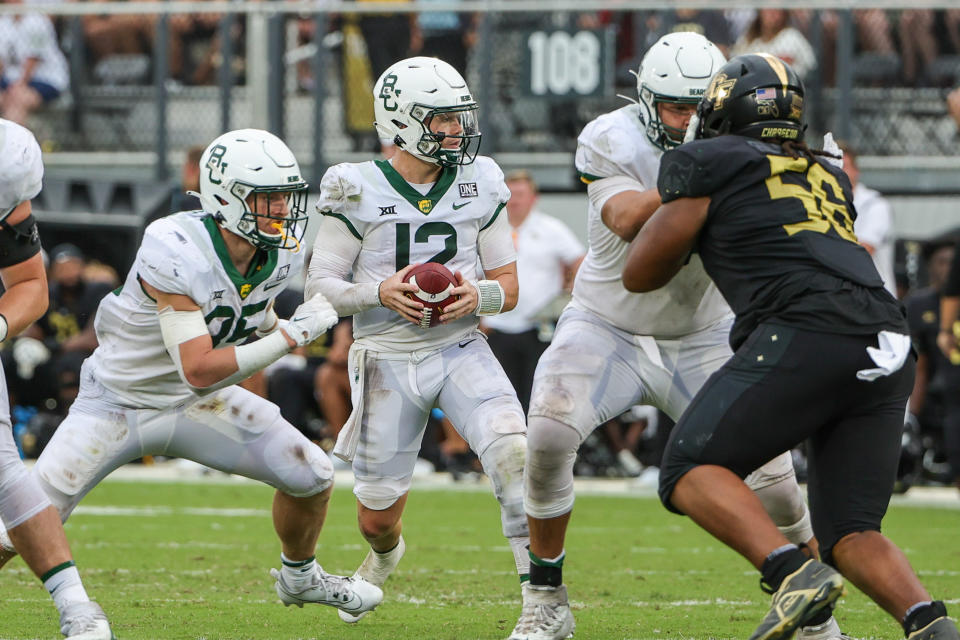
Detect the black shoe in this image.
<box><xmin>908</xmin><ymin>617</ymin><xmax>960</xmax><ymax>640</ymax></box>
<box><xmin>749</xmin><ymin>559</ymin><xmax>845</xmax><ymax>640</ymax></box>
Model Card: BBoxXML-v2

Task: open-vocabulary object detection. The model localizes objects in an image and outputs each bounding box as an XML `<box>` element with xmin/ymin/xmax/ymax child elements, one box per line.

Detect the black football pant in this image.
<box><xmin>658</xmin><ymin>323</ymin><xmax>915</xmax><ymax>565</ymax></box>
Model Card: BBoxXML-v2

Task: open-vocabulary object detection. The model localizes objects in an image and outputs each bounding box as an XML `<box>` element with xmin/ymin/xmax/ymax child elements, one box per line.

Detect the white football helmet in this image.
<box><xmin>635</xmin><ymin>32</ymin><xmax>726</xmax><ymax>150</ymax></box>
<box><xmin>373</xmin><ymin>57</ymin><xmax>481</xmax><ymax>167</ymax></box>
<box><xmin>195</xmin><ymin>129</ymin><xmax>308</xmax><ymax>251</ymax></box>
<box><xmin>0</xmin><ymin>119</ymin><xmax>43</xmax><ymax>220</ymax></box>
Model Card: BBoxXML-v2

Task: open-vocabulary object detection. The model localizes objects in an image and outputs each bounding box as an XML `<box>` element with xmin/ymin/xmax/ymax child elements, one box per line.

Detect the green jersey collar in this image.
<box><xmin>375</xmin><ymin>159</ymin><xmax>457</xmax><ymax>215</ymax></box>
<box><xmin>202</xmin><ymin>215</ymin><xmax>278</xmax><ymax>299</ymax></box>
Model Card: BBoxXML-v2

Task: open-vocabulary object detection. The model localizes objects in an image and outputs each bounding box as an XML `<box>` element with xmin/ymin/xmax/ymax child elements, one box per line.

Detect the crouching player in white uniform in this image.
<box><xmin>511</xmin><ymin>33</ymin><xmax>843</xmax><ymax>640</ymax></box>
<box><xmin>307</xmin><ymin>57</ymin><xmax>529</xmax><ymax>623</ymax></box>
<box><xmin>0</xmin><ymin>119</ymin><xmax>115</xmax><ymax>639</ymax></box>
<box><xmin>0</xmin><ymin>129</ymin><xmax>383</xmax><ymax>619</ymax></box>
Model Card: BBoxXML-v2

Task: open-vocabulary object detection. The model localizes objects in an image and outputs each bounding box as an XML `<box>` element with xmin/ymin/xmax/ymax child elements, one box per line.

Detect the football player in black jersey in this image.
<box><xmin>623</xmin><ymin>54</ymin><xmax>958</xmax><ymax>640</ymax></box>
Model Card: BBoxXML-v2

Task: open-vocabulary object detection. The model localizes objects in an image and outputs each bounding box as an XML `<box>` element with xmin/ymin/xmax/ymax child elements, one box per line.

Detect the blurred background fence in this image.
<box><xmin>0</xmin><ymin>0</ymin><xmax>958</xmax><ymax>272</ymax></box>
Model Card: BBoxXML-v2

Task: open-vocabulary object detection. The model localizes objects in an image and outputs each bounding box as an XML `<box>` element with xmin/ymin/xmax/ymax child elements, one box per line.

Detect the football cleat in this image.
<box><xmin>271</xmin><ymin>565</ymin><xmax>382</xmax><ymax>616</ymax></box>
<box><xmin>797</xmin><ymin>616</ymin><xmax>854</xmax><ymax>640</ymax></box>
<box><xmin>339</xmin><ymin>536</ymin><xmax>406</xmax><ymax>623</ymax></box>
<box><xmin>749</xmin><ymin>559</ymin><xmax>845</xmax><ymax>640</ymax></box>
<box><xmin>907</xmin><ymin>616</ymin><xmax>960</xmax><ymax>640</ymax></box>
<box><xmin>507</xmin><ymin>583</ymin><xmax>575</xmax><ymax>640</ymax></box>
<box><xmin>60</xmin><ymin>601</ymin><xmax>116</xmax><ymax>640</ymax></box>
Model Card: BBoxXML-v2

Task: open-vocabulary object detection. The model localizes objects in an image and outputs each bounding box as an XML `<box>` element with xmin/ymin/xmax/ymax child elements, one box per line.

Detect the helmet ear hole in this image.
<box><xmin>215</xmin><ymin>195</ymin><xmax>229</xmax><ymax>206</ymax></box>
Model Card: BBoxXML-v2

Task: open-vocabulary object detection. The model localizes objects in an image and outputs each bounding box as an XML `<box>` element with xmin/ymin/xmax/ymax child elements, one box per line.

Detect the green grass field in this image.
<box><xmin>0</xmin><ymin>477</ymin><xmax>957</xmax><ymax>640</ymax></box>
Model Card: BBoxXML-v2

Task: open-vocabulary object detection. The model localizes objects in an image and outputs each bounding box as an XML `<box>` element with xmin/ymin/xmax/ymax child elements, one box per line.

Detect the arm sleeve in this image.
<box><xmin>305</xmin><ymin>214</ymin><xmax>380</xmax><ymax>316</ymax></box>
<box><xmin>478</xmin><ymin>205</ymin><xmax>516</xmax><ymax>271</ymax></box>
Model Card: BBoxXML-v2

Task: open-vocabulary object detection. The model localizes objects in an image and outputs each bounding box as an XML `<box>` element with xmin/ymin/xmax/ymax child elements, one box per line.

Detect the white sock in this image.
<box><xmin>280</xmin><ymin>553</ymin><xmax>316</xmax><ymax>590</ymax></box>
<box><xmin>43</xmin><ymin>562</ymin><xmax>90</xmax><ymax>614</ymax></box>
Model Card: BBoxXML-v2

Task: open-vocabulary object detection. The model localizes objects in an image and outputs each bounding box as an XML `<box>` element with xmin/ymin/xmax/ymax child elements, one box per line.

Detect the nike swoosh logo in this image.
<box><xmin>264</xmin><ymin>280</ymin><xmax>286</xmax><ymax>291</ymax></box>
<box><xmin>452</xmin><ymin>201</ymin><xmax>469</xmax><ymax>210</ymax></box>
<box><xmin>458</xmin><ymin>338</ymin><xmax>477</xmax><ymax>348</ymax></box>
<box><xmin>292</xmin><ymin>316</ymin><xmax>310</xmax><ymax>323</ymax></box>
<box><xmin>338</xmin><ymin>592</ymin><xmax>369</xmax><ymax>614</ymax></box>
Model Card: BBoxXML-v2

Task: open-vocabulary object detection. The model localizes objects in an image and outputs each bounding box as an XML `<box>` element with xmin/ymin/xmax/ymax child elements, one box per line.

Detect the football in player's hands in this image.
<box><xmin>402</xmin><ymin>262</ymin><xmax>460</xmax><ymax>328</ymax></box>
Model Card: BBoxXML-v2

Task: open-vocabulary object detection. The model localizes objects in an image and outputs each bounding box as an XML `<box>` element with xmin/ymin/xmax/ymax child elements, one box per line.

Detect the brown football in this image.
<box><xmin>403</xmin><ymin>262</ymin><xmax>460</xmax><ymax>328</ymax></box>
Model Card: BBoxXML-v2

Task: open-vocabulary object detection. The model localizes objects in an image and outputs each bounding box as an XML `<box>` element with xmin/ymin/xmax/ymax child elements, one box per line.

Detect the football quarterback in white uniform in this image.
<box><xmin>512</xmin><ymin>33</ymin><xmax>838</xmax><ymax>640</ymax></box>
<box><xmin>0</xmin><ymin>119</ymin><xmax>115</xmax><ymax>639</ymax></box>
<box><xmin>307</xmin><ymin>57</ymin><xmax>528</xmax><ymax>624</ymax></box>
<box><xmin>0</xmin><ymin>129</ymin><xmax>384</xmax><ymax>621</ymax></box>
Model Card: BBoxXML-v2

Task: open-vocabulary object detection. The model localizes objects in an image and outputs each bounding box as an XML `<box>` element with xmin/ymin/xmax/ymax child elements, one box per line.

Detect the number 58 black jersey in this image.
<box><xmin>658</xmin><ymin>135</ymin><xmax>907</xmax><ymax>350</ymax></box>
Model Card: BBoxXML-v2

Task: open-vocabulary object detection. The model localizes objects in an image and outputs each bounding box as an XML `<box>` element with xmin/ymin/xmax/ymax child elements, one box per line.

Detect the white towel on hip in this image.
<box><xmin>856</xmin><ymin>331</ymin><xmax>911</xmax><ymax>381</ymax></box>
<box><xmin>333</xmin><ymin>345</ymin><xmax>367</xmax><ymax>462</ymax></box>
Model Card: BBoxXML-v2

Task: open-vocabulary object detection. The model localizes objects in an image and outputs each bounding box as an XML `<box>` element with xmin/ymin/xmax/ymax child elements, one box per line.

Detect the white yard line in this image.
<box><xmin>49</xmin><ymin>461</ymin><xmax>960</xmax><ymax>508</ymax></box>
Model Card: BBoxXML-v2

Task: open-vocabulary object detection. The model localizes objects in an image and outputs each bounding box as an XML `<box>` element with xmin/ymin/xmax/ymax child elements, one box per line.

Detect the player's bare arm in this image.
<box><xmin>622</xmin><ymin>196</ymin><xmax>710</xmax><ymax>293</ymax></box>
<box><xmin>440</xmin><ymin>262</ymin><xmax>517</xmax><ymax>323</ymax></box>
<box><xmin>600</xmin><ymin>187</ymin><xmax>662</xmax><ymax>242</ymax></box>
<box><xmin>0</xmin><ymin>200</ymin><xmax>48</xmax><ymax>337</ymax></box>
<box><xmin>379</xmin><ymin>263</ymin><xmax>425</xmax><ymax>326</ymax></box>
<box><xmin>144</xmin><ymin>283</ymin><xmax>289</xmax><ymax>389</ymax></box>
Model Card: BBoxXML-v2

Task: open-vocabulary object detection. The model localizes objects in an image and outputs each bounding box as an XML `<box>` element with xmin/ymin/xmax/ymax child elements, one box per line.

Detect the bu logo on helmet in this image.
<box><xmin>379</xmin><ymin>73</ymin><xmax>399</xmax><ymax>112</ymax></box>
<box><xmin>206</xmin><ymin>144</ymin><xmax>228</xmax><ymax>185</ymax></box>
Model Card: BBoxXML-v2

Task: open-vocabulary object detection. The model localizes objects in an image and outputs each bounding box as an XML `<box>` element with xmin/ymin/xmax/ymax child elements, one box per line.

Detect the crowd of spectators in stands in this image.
<box><xmin>13</xmin><ymin>6</ymin><xmax>960</xmax><ymax>95</ymax></box>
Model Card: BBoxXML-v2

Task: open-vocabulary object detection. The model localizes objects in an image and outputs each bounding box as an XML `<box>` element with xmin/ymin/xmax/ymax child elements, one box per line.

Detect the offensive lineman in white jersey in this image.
<box><xmin>510</xmin><ymin>33</ymin><xmax>842</xmax><ymax>640</ymax></box>
<box><xmin>0</xmin><ymin>119</ymin><xmax>114</xmax><ymax>639</ymax></box>
<box><xmin>0</xmin><ymin>129</ymin><xmax>384</xmax><ymax>620</ymax></box>
<box><xmin>306</xmin><ymin>57</ymin><xmax>528</xmax><ymax>624</ymax></box>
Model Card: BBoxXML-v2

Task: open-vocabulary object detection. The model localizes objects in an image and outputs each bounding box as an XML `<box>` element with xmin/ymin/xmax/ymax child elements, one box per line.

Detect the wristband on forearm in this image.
<box><xmin>473</xmin><ymin>279</ymin><xmax>505</xmax><ymax>316</ymax></box>
<box><xmin>255</xmin><ymin>306</ymin><xmax>280</xmax><ymax>337</ymax></box>
<box><xmin>235</xmin><ymin>331</ymin><xmax>291</xmax><ymax>378</ymax></box>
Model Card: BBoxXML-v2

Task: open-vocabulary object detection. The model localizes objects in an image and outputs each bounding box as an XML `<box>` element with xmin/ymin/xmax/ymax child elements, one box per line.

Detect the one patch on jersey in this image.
<box><xmin>658</xmin><ymin>150</ymin><xmax>700</xmax><ymax>202</ymax></box>
<box><xmin>264</xmin><ymin>265</ymin><xmax>290</xmax><ymax>291</ymax></box>
<box><xmin>458</xmin><ymin>183</ymin><xmax>478</xmax><ymax>198</ymax></box>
